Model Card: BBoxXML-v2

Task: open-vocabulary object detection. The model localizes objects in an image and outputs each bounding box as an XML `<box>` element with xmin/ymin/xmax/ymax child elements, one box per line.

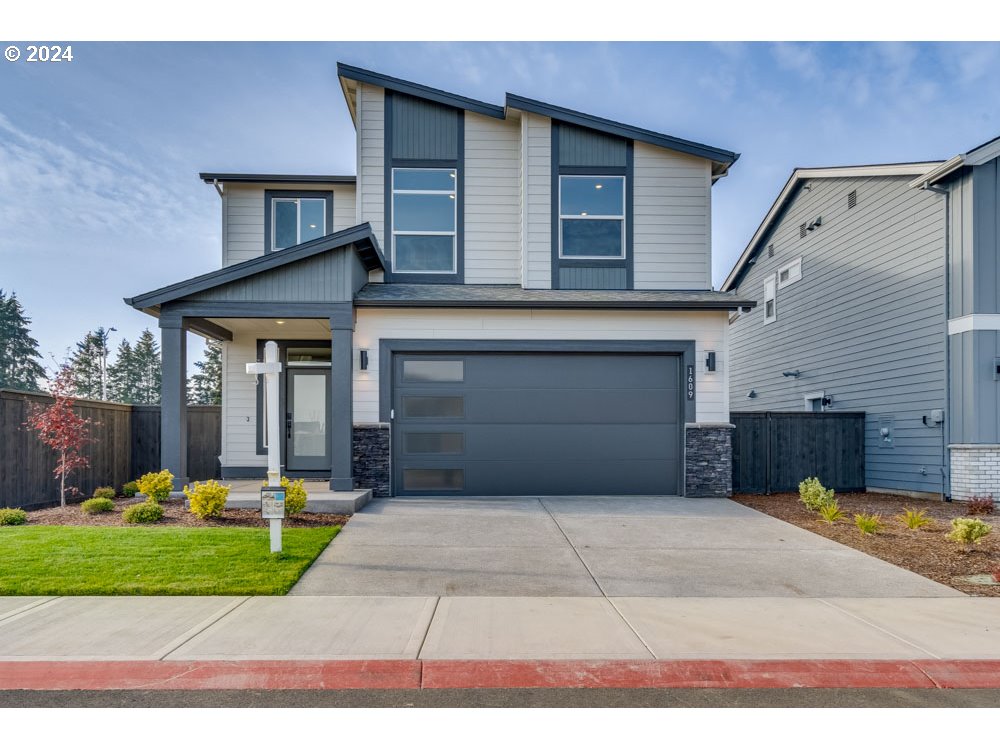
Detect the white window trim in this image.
<box><xmin>391</xmin><ymin>167</ymin><xmax>458</xmax><ymax>275</ymax></box>
<box><xmin>271</xmin><ymin>197</ymin><xmax>327</xmax><ymax>252</ymax></box>
<box><xmin>777</xmin><ymin>257</ymin><xmax>802</xmax><ymax>289</ymax></box>
<box><xmin>804</xmin><ymin>391</ymin><xmax>826</xmax><ymax>412</ymax></box>
<box><xmin>557</xmin><ymin>175</ymin><xmax>627</xmax><ymax>260</ymax></box>
<box><xmin>763</xmin><ymin>276</ymin><xmax>777</xmax><ymax>325</ymax></box>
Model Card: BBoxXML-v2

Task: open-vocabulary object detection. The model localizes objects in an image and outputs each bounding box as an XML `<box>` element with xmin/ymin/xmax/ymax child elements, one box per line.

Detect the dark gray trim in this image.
<box><xmin>383</xmin><ymin>91</ymin><xmax>465</xmax><ymax>285</ymax></box>
<box><xmin>263</xmin><ymin>190</ymin><xmax>334</xmax><ymax>254</ymax></box>
<box><xmin>558</xmin><ymin>166</ymin><xmax>629</xmax><ymax>176</ymax></box>
<box><xmin>626</xmin><ymin>140</ymin><xmax>635</xmax><ymax>290</ymax></box>
<box><xmin>354</xmin><ymin>298</ymin><xmax>749</xmax><ymax>310</ymax></box>
<box><xmin>125</xmin><ymin>224</ymin><xmax>384</xmax><ymax>310</ymax></box>
<box><xmin>550</xmin><ymin>122</ymin><xmax>560</xmax><ymax>289</ymax></box>
<box><xmin>337</xmin><ymin>62</ymin><xmax>506</xmax><ymax>120</ymax></box>
<box><xmin>330</xmin><ymin>323</ymin><xmax>354</xmax><ymax>491</ymax></box>
<box><xmin>201</xmin><ymin>173</ymin><xmax>356</xmax><ymax>185</ymax></box>
<box><xmin>159</xmin><ymin>317</ymin><xmax>189</xmax><ymax>490</ymax></box>
<box><xmin>506</xmin><ymin>93</ymin><xmax>739</xmax><ymax>167</ymax></box>
<box><xmin>221</xmin><ymin>466</ymin><xmax>332</xmax><ymax>480</ymax></box>
<box><xmin>163</xmin><ymin>301</ymin><xmax>353</xmax><ymax>319</ymax></box>
<box><xmin>377</xmin><ymin>339</ymin><xmax>697</xmax><ymax>425</ymax></box>
<box><xmin>184</xmin><ymin>317</ymin><xmax>233</xmax><ymax>342</ymax></box>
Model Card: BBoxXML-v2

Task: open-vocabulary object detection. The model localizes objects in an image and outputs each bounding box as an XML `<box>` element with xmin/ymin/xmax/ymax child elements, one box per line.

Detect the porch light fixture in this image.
<box><xmin>782</xmin><ymin>370</ymin><xmax>800</xmax><ymax>378</ymax></box>
<box><xmin>275</xmin><ymin>320</ymin><xmax>285</xmax><ymax>325</ymax></box>
<box><xmin>746</xmin><ymin>389</ymin><xmax>757</xmax><ymax>399</ymax></box>
<box><xmin>359</xmin><ymin>349</ymin><xmax>369</xmax><ymax>371</ymax></box>
<box><xmin>705</xmin><ymin>351</ymin><xmax>716</xmax><ymax>372</ymax></box>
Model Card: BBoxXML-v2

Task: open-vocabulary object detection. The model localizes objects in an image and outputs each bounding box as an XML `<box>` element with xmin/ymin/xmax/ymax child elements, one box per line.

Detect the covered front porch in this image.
<box><xmin>123</xmin><ymin>224</ymin><xmax>385</xmax><ymax>494</ymax></box>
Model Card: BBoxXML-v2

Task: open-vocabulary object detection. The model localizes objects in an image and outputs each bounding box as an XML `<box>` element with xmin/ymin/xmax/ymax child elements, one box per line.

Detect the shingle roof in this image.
<box><xmin>354</xmin><ymin>284</ymin><xmax>754</xmax><ymax>310</ymax></box>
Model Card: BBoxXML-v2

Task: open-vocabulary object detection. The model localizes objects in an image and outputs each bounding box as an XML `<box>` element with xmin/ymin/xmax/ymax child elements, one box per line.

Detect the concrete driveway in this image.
<box><xmin>290</xmin><ymin>496</ymin><xmax>960</xmax><ymax>598</ymax></box>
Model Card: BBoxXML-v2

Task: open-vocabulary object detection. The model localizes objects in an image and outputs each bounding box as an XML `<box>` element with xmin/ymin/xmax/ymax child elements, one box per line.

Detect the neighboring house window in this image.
<box><xmin>558</xmin><ymin>176</ymin><xmax>626</xmax><ymax>259</ymax></box>
<box><xmin>391</xmin><ymin>168</ymin><xmax>458</xmax><ymax>273</ymax></box>
<box><xmin>777</xmin><ymin>258</ymin><xmax>802</xmax><ymax>289</ymax></box>
<box><xmin>763</xmin><ymin>277</ymin><xmax>776</xmax><ymax>325</ymax></box>
<box><xmin>265</xmin><ymin>190</ymin><xmax>333</xmax><ymax>253</ymax></box>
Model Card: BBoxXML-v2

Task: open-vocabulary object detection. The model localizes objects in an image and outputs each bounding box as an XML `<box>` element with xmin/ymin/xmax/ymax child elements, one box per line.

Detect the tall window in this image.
<box><xmin>763</xmin><ymin>276</ymin><xmax>777</xmax><ymax>325</ymax></box>
<box><xmin>272</xmin><ymin>198</ymin><xmax>326</xmax><ymax>250</ymax></box>
<box><xmin>558</xmin><ymin>176</ymin><xmax>626</xmax><ymax>259</ymax></box>
<box><xmin>391</xmin><ymin>168</ymin><xmax>457</xmax><ymax>273</ymax></box>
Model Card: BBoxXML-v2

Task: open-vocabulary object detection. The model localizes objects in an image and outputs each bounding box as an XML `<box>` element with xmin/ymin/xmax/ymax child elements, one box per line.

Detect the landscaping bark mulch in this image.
<box><xmin>733</xmin><ymin>492</ymin><xmax>1000</xmax><ymax>597</ymax></box>
<box><xmin>26</xmin><ymin>498</ymin><xmax>349</xmax><ymax>529</ymax></box>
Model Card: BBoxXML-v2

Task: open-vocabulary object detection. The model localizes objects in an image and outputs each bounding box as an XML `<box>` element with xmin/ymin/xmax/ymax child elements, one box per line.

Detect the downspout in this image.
<box><xmin>921</xmin><ymin>181</ymin><xmax>950</xmax><ymax>501</ymax></box>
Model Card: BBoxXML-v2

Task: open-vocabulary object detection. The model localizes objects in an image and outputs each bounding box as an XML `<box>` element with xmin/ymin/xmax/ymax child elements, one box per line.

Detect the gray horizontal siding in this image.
<box><xmin>558</xmin><ymin>123</ymin><xmax>627</xmax><ymax>167</ymax></box>
<box><xmin>729</xmin><ymin>175</ymin><xmax>948</xmax><ymax>494</ymax></box>
<box><xmin>391</xmin><ymin>93</ymin><xmax>458</xmax><ymax>161</ymax></box>
<box><xmin>559</xmin><ymin>266</ymin><xmax>627</xmax><ymax>290</ymax></box>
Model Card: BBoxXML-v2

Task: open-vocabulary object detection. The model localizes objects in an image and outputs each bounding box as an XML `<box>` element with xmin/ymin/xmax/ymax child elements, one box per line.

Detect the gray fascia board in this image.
<box><xmin>200</xmin><ymin>173</ymin><xmax>356</xmax><ymax>185</ymax></box>
<box><xmin>125</xmin><ymin>224</ymin><xmax>384</xmax><ymax>309</ymax></box>
<box><xmin>337</xmin><ymin>62</ymin><xmax>505</xmax><ymax>120</ymax></box>
<box><xmin>505</xmin><ymin>93</ymin><xmax>739</xmax><ymax>167</ymax></box>
<box><xmin>353</xmin><ymin>298</ymin><xmax>754</xmax><ymax>311</ymax></box>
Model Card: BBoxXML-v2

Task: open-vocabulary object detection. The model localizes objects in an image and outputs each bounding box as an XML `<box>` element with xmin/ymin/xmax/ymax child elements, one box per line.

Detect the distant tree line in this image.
<box><xmin>0</xmin><ymin>289</ymin><xmax>220</xmax><ymax>405</ymax></box>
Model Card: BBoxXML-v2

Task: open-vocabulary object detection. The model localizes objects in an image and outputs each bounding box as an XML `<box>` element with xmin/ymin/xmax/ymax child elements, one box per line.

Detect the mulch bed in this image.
<box><xmin>733</xmin><ymin>493</ymin><xmax>1000</xmax><ymax>597</ymax></box>
<box><xmin>26</xmin><ymin>498</ymin><xmax>350</xmax><ymax>529</ymax></box>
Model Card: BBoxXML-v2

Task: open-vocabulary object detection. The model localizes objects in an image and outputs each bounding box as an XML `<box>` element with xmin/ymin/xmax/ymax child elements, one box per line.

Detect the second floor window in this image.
<box><xmin>559</xmin><ymin>176</ymin><xmax>626</xmax><ymax>259</ymax></box>
<box><xmin>273</xmin><ymin>198</ymin><xmax>326</xmax><ymax>251</ymax></box>
<box><xmin>392</xmin><ymin>168</ymin><xmax>457</xmax><ymax>273</ymax></box>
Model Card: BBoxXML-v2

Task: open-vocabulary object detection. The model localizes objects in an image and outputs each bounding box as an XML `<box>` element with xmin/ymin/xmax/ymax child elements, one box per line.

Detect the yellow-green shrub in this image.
<box><xmin>818</xmin><ymin>502</ymin><xmax>846</xmax><ymax>523</ymax></box>
<box><xmin>897</xmin><ymin>508</ymin><xmax>933</xmax><ymax>530</ymax></box>
<box><xmin>81</xmin><ymin>498</ymin><xmax>115</xmax><ymax>514</ymax></box>
<box><xmin>137</xmin><ymin>470</ymin><xmax>174</xmax><ymax>503</ymax></box>
<box><xmin>261</xmin><ymin>476</ymin><xmax>308</xmax><ymax>515</ymax></box>
<box><xmin>184</xmin><ymin>480</ymin><xmax>231</xmax><ymax>519</ymax></box>
<box><xmin>854</xmin><ymin>513</ymin><xmax>882</xmax><ymax>536</ymax></box>
<box><xmin>121</xmin><ymin>481</ymin><xmax>139</xmax><ymax>498</ymax></box>
<box><xmin>122</xmin><ymin>501</ymin><xmax>164</xmax><ymax>524</ymax></box>
<box><xmin>947</xmin><ymin>517</ymin><xmax>992</xmax><ymax>547</ymax></box>
<box><xmin>0</xmin><ymin>508</ymin><xmax>28</xmax><ymax>526</ymax></box>
<box><xmin>93</xmin><ymin>486</ymin><xmax>116</xmax><ymax>500</ymax></box>
<box><xmin>799</xmin><ymin>477</ymin><xmax>835</xmax><ymax>512</ymax></box>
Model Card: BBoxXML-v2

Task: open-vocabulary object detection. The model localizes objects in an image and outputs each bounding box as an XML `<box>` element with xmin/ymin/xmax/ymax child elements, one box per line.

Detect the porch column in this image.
<box><xmin>159</xmin><ymin>312</ymin><xmax>188</xmax><ymax>491</ymax></box>
<box><xmin>329</xmin><ymin>305</ymin><xmax>354</xmax><ymax>491</ymax></box>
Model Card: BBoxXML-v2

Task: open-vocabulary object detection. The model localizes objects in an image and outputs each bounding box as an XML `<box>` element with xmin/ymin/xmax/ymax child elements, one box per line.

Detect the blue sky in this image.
<box><xmin>2</xmin><ymin>41</ymin><xmax>999</xmax><ymax>371</ymax></box>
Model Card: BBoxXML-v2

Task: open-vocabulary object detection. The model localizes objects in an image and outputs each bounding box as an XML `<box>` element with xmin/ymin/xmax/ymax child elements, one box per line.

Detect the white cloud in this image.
<box><xmin>771</xmin><ymin>42</ymin><xmax>822</xmax><ymax>80</ymax></box>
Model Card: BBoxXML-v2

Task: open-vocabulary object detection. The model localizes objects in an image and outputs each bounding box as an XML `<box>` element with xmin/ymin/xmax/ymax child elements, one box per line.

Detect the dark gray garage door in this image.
<box><xmin>391</xmin><ymin>352</ymin><xmax>681</xmax><ymax>496</ymax></box>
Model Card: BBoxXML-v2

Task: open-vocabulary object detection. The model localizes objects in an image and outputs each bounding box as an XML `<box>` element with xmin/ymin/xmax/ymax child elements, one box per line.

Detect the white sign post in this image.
<box><xmin>247</xmin><ymin>340</ymin><xmax>284</xmax><ymax>553</ymax></box>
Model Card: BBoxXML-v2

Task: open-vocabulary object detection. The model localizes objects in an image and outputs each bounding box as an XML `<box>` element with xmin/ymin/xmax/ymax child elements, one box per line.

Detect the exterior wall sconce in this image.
<box><xmin>359</xmin><ymin>350</ymin><xmax>369</xmax><ymax>371</ymax></box>
<box><xmin>821</xmin><ymin>396</ymin><xmax>833</xmax><ymax>408</ymax></box>
<box><xmin>746</xmin><ymin>389</ymin><xmax>757</xmax><ymax>399</ymax></box>
<box><xmin>782</xmin><ymin>370</ymin><xmax>801</xmax><ymax>378</ymax></box>
<box><xmin>705</xmin><ymin>351</ymin><xmax>716</xmax><ymax>372</ymax></box>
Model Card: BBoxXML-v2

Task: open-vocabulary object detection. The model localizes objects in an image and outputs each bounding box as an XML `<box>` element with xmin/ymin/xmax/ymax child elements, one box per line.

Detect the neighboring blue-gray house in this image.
<box><xmin>724</xmin><ymin>138</ymin><xmax>1000</xmax><ymax>500</ymax></box>
<box><xmin>125</xmin><ymin>63</ymin><xmax>752</xmax><ymax>499</ymax></box>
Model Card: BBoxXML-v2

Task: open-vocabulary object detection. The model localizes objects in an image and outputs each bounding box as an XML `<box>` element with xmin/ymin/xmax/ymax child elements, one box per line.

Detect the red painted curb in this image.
<box><xmin>2</xmin><ymin>659</ymin><xmax>999</xmax><ymax>691</ymax></box>
<box><xmin>0</xmin><ymin>660</ymin><xmax>422</xmax><ymax>691</ymax></box>
<box><xmin>420</xmin><ymin>659</ymin><xmax>941</xmax><ymax>690</ymax></box>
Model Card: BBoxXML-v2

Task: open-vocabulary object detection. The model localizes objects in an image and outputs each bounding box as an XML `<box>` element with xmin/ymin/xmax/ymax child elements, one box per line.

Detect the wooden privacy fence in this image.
<box><xmin>0</xmin><ymin>389</ymin><xmax>220</xmax><ymax>509</ymax></box>
<box><xmin>731</xmin><ymin>411</ymin><xmax>866</xmax><ymax>494</ymax></box>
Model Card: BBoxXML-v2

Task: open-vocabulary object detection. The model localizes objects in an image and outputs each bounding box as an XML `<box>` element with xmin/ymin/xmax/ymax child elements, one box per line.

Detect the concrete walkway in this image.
<box><xmin>291</xmin><ymin>496</ymin><xmax>959</xmax><ymax>597</ymax></box>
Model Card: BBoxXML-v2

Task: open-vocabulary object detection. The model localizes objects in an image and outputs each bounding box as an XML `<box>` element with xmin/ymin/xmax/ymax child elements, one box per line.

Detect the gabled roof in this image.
<box><xmin>199</xmin><ymin>173</ymin><xmax>356</xmax><ymax>185</ymax></box>
<box><xmin>908</xmin><ymin>133</ymin><xmax>1000</xmax><ymax>188</ymax></box>
<box><xmin>505</xmin><ymin>93</ymin><xmax>739</xmax><ymax>176</ymax></box>
<box><xmin>125</xmin><ymin>223</ymin><xmax>384</xmax><ymax>311</ymax></box>
<box><xmin>722</xmin><ymin>162</ymin><xmax>943</xmax><ymax>292</ymax></box>
<box><xmin>336</xmin><ymin>61</ymin><xmax>739</xmax><ymax>175</ymax></box>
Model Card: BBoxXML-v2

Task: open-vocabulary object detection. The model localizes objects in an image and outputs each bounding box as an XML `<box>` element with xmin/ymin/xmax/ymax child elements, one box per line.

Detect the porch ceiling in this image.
<box><xmin>204</xmin><ymin>318</ymin><xmax>331</xmax><ymax>338</ymax></box>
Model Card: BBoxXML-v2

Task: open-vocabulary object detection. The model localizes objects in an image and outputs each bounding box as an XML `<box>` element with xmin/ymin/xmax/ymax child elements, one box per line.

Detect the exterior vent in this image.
<box><xmin>767</xmin><ymin>244</ymin><xmax>775</xmax><ymax>258</ymax></box>
<box><xmin>799</xmin><ymin>223</ymin><xmax>807</xmax><ymax>239</ymax></box>
<box><xmin>848</xmin><ymin>190</ymin><xmax>857</xmax><ymax>209</ymax></box>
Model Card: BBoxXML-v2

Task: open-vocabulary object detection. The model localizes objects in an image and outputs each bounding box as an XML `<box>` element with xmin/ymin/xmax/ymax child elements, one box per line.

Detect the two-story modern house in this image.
<box><xmin>126</xmin><ymin>63</ymin><xmax>752</xmax><ymax>499</ymax></box>
<box><xmin>724</xmin><ymin>136</ymin><xmax>1000</xmax><ymax>501</ymax></box>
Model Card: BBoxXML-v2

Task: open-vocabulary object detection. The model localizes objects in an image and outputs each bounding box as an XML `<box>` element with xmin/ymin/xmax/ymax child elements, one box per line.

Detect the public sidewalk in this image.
<box><xmin>2</xmin><ymin>595</ymin><xmax>1000</xmax><ymax>690</ymax></box>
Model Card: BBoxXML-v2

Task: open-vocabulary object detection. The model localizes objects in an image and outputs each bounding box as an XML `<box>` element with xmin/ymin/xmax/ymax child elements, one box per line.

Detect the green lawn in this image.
<box><xmin>0</xmin><ymin>525</ymin><xmax>340</xmax><ymax>596</ymax></box>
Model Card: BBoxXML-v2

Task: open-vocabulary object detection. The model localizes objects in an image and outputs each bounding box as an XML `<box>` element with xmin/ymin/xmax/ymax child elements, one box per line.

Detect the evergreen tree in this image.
<box><xmin>67</xmin><ymin>329</ymin><xmax>109</xmax><ymax>400</ymax></box>
<box><xmin>189</xmin><ymin>341</ymin><xmax>222</xmax><ymax>405</ymax></box>
<box><xmin>0</xmin><ymin>289</ymin><xmax>46</xmax><ymax>391</ymax></box>
<box><xmin>131</xmin><ymin>328</ymin><xmax>161</xmax><ymax>404</ymax></box>
<box><xmin>108</xmin><ymin>338</ymin><xmax>141</xmax><ymax>403</ymax></box>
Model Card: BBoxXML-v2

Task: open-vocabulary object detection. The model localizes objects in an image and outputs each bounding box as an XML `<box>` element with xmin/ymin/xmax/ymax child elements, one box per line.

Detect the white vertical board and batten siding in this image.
<box><xmin>221</xmin><ymin>183</ymin><xmax>357</xmax><ymax>267</ymax></box>
<box><xmin>357</xmin><ymin>83</ymin><xmax>385</xmax><ymax>248</ymax></box>
<box><xmin>522</xmin><ymin>112</ymin><xmax>552</xmax><ymax>288</ymax></box>
<box><xmin>632</xmin><ymin>142</ymin><xmax>712</xmax><ymax>290</ymax></box>
<box><xmin>464</xmin><ymin>112</ymin><xmax>521</xmax><ymax>284</ymax></box>
<box><xmin>728</xmin><ymin>175</ymin><xmax>948</xmax><ymax>494</ymax></box>
<box><xmin>352</xmin><ymin>308</ymin><xmax>729</xmax><ymax>424</ymax></box>
<box><xmin>221</xmin><ymin>333</ymin><xmax>259</xmax><ymax>467</ymax></box>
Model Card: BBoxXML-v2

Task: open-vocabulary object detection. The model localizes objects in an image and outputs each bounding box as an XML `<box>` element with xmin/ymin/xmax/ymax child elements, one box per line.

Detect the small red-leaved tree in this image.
<box><xmin>23</xmin><ymin>366</ymin><xmax>95</xmax><ymax>507</ymax></box>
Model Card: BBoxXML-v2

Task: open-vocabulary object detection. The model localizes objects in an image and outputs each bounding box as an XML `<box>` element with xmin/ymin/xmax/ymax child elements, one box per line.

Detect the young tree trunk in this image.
<box><xmin>59</xmin><ymin>451</ymin><xmax>66</xmax><ymax>508</ymax></box>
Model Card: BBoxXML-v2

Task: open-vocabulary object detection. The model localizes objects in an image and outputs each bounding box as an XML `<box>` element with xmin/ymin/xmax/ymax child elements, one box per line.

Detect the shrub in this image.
<box><xmin>184</xmin><ymin>480</ymin><xmax>231</xmax><ymax>519</ymax></box>
<box><xmin>897</xmin><ymin>508</ymin><xmax>933</xmax><ymax>531</ymax></box>
<box><xmin>122</xmin><ymin>501</ymin><xmax>164</xmax><ymax>524</ymax></box>
<box><xmin>261</xmin><ymin>476</ymin><xmax>308</xmax><ymax>515</ymax></box>
<box><xmin>854</xmin><ymin>513</ymin><xmax>882</xmax><ymax>536</ymax></box>
<box><xmin>0</xmin><ymin>508</ymin><xmax>28</xmax><ymax>526</ymax></box>
<box><xmin>92</xmin><ymin>486</ymin><xmax>116</xmax><ymax>500</ymax></box>
<box><xmin>799</xmin><ymin>477</ymin><xmax>836</xmax><ymax>512</ymax></box>
<box><xmin>818</xmin><ymin>502</ymin><xmax>846</xmax><ymax>524</ymax></box>
<box><xmin>992</xmin><ymin>567</ymin><xmax>1000</xmax><ymax>584</ymax></box>
<box><xmin>137</xmin><ymin>470</ymin><xmax>174</xmax><ymax>503</ymax></box>
<box><xmin>81</xmin><ymin>498</ymin><xmax>115</xmax><ymax>514</ymax></box>
<box><xmin>947</xmin><ymin>517</ymin><xmax>992</xmax><ymax>548</ymax></box>
<box><xmin>966</xmin><ymin>495</ymin><xmax>995</xmax><ymax>516</ymax></box>
<box><xmin>121</xmin><ymin>481</ymin><xmax>139</xmax><ymax>498</ymax></box>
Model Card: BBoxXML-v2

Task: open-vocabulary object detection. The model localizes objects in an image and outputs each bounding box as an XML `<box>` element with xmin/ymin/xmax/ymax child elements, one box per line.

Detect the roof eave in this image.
<box><xmin>353</xmin><ymin>298</ymin><xmax>756</xmax><ymax>312</ymax></box>
<box><xmin>199</xmin><ymin>173</ymin><xmax>357</xmax><ymax>185</ymax></box>
<box><xmin>908</xmin><ymin>155</ymin><xmax>966</xmax><ymax>188</ymax></box>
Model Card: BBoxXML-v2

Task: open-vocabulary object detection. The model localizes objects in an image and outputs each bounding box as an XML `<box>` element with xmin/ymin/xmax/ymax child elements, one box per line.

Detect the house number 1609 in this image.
<box><xmin>686</xmin><ymin>365</ymin><xmax>695</xmax><ymax>400</ymax></box>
